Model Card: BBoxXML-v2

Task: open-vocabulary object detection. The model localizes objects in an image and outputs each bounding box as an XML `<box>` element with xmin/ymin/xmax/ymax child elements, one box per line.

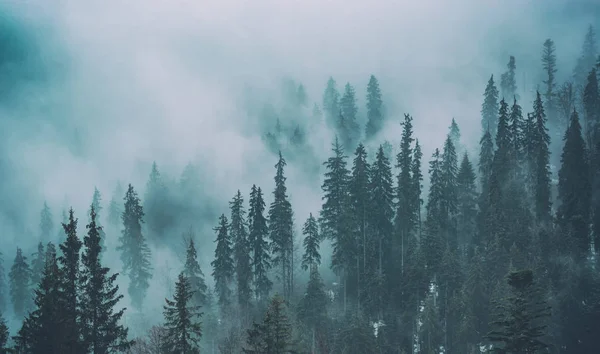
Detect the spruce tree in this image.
<box><xmin>297</xmin><ymin>267</ymin><xmax>329</xmax><ymax>353</ymax></box>
<box><xmin>557</xmin><ymin>110</ymin><xmax>591</xmax><ymax>258</ymax></box>
<box><xmin>482</xmin><ymin>75</ymin><xmax>500</xmax><ymax>140</ymax></box>
<box><xmin>40</xmin><ymin>201</ymin><xmax>53</xmax><ymax>242</ymax></box>
<box><xmin>248</xmin><ymin>185</ymin><xmax>272</xmax><ymax>302</ymax></box>
<box><xmin>542</xmin><ymin>39</ymin><xmax>558</xmax><ymax>126</ymax></box>
<box><xmin>583</xmin><ymin>68</ymin><xmax>600</xmax><ymax>148</ymax></box>
<box><xmin>478</xmin><ymin>129</ymin><xmax>494</xmax><ymax>196</ymax></box>
<box><xmin>456</xmin><ymin>153</ymin><xmax>478</xmax><ymax>250</ymax></box>
<box><xmin>243</xmin><ymin>294</ymin><xmax>296</xmax><ymax>354</ymax></box>
<box><xmin>411</xmin><ymin>140</ymin><xmax>424</xmax><ymax>237</ymax></box>
<box><xmin>487</xmin><ymin>270</ymin><xmax>550</xmax><ymax>353</ymax></box>
<box><xmin>107</xmin><ymin>182</ymin><xmax>124</xmax><ymax>228</ymax></box>
<box><xmin>531</xmin><ymin>91</ymin><xmax>552</xmax><ymax>222</ymax></box>
<box><xmin>144</xmin><ymin>162</ymin><xmax>173</xmax><ymax>243</ymax></box>
<box><xmin>211</xmin><ymin>214</ymin><xmax>234</xmax><ymax>316</ymax></box>
<box><xmin>396</xmin><ymin>114</ymin><xmax>415</xmax><ymax>273</ymax></box>
<box><xmin>448</xmin><ymin>118</ymin><xmax>462</xmax><ymax>153</ymax></box>
<box><xmin>423</xmin><ymin>149</ymin><xmax>445</xmax><ymax>274</ymax></box>
<box><xmin>301</xmin><ymin>214</ymin><xmax>320</xmax><ymax>271</ymax></box>
<box><xmin>58</xmin><ymin>208</ymin><xmax>83</xmax><ymax>354</ymax></box>
<box><xmin>500</xmin><ymin>56</ymin><xmax>517</xmax><ymax>100</ymax></box>
<box><xmin>0</xmin><ymin>252</ymin><xmax>5</xmax><ymax>312</ymax></box>
<box><xmin>441</xmin><ymin>134</ymin><xmax>459</xmax><ymax>249</ymax></box>
<box><xmin>9</xmin><ymin>248</ymin><xmax>31</xmax><ymax>318</ymax></box>
<box><xmin>574</xmin><ymin>25</ymin><xmax>597</xmax><ymax>88</ymax></box>
<box><xmin>183</xmin><ymin>234</ymin><xmax>208</xmax><ymax>309</ymax></box>
<box><xmin>0</xmin><ymin>313</ymin><xmax>7</xmax><ymax>354</ymax></box>
<box><xmin>162</xmin><ymin>273</ymin><xmax>203</xmax><ymax>354</ymax></box>
<box><xmin>339</xmin><ymin>83</ymin><xmax>360</xmax><ymax>148</ymax></box>
<box><xmin>118</xmin><ymin>184</ymin><xmax>152</xmax><ymax>311</ymax></box>
<box><xmin>268</xmin><ymin>152</ymin><xmax>295</xmax><ymax>301</ymax></box>
<box><xmin>230</xmin><ymin>190</ymin><xmax>252</xmax><ymax>316</ymax></box>
<box><xmin>365</xmin><ymin>75</ymin><xmax>384</xmax><ymax>140</ymax></box>
<box><xmin>322</xmin><ymin>77</ymin><xmax>340</xmax><ymax>127</ymax></box>
<box><xmin>80</xmin><ymin>206</ymin><xmax>131</xmax><ymax>353</ymax></box>
<box><xmin>89</xmin><ymin>187</ymin><xmax>106</xmax><ymax>256</ymax></box>
<box><xmin>508</xmin><ymin>97</ymin><xmax>524</xmax><ymax>169</ymax></box>
<box><xmin>30</xmin><ymin>242</ymin><xmax>45</xmax><ymax>290</ymax></box>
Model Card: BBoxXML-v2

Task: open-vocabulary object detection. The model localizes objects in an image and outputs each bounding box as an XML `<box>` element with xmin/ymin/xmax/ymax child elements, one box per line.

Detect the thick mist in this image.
<box><xmin>0</xmin><ymin>0</ymin><xmax>597</xmax><ymax>340</ymax></box>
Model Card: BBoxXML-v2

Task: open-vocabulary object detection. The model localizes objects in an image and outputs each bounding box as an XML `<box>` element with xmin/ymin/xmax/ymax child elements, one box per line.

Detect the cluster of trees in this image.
<box><xmin>1</xmin><ymin>24</ymin><xmax>600</xmax><ymax>354</ymax></box>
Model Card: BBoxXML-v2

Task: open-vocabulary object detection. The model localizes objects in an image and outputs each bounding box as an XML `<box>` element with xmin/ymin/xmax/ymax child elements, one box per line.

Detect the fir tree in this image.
<box><xmin>268</xmin><ymin>152</ymin><xmax>295</xmax><ymax>301</ymax></box>
<box><xmin>162</xmin><ymin>273</ymin><xmax>203</xmax><ymax>354</ymax></box>
<box><xmin>508</xmin><ymin>97</ymin><xmax>524</xmax><ymax>169</ymax></box>
<box><xmin>89</xmin><ymin>187</ymin><xmax>106</xmax><ymax>256</ymax></box>
<box><xmin>482</xmin><ymin>75</ymin><xmax>500</xmax><ymax>140</ymax></box>
<box><xmin>0</xmin><ymin>313</ymin><xmax>7</xmax><ymax>354</ymax></box>
<box><xmin>542</xmin><ymin>39</ymin><xmax>558</xmax><ymax>125</ymax></box>
<box><xmin>557</xmin><ymin>110</ymin><xmax>591</xmax><ymax>259</ymax></box>
<box><xmin>230</xmin><ymin>190</ymin><xmax>252</xmax><ymax>316</ymax></box>
<box><xmin>441</xmin><ymin>135</ymin><xmax>459</xmax><ymax>249</ymax></box>
<box><xmin>30</xmin><ymin>242</ymin><xmax>45</xmax><ymax>290</ymax></box>
<box><xmin>487</xmin><ymin>270</ymin><xmax>550</xmax><ymax>353</ymax></box>
<box><xmin>144</xmin><ymin>162</ymin><xmax>173</xmax><ymax>243</ymax></box>
<box><xmin>423</xmin><ymin>149</ymin><xmax>445</xmax><ymax>274</ymax></box>
<box><xmin>457</xmin><ymin>153</ymin><xmax>478</xmax><ymax>250</ymax></box>
<box><xmin>322</xmin><ymin>77</ymin><xmax>340</xmax><ymax>127</ymax></box>
<box><xmin>40</xmin><ymin>202</ymin><xmax>53</xmax><ymax>242</ymax></box>
<box><xmin>183</xmin><ymin>234</ymin><xmax>208</xmax><ymax>309</ymax></box>
<box><xmin>118</xmin><ymin>184</ymin><xmax>152</xmax><ymax>311</ymax></box>
<box><xmin>449</xmin><ymin>118</ymin><xmax>462</xmax><ymax>153</ymax></box>
<box><xmin>396</xmin><ymin>114</ymin><xmax>415</xmax><ymax>273</ymax></box>
<box><xmin>211</xmin><ymin>214</ymin><xmax>234</xmax><ymax>316</ymax></box>
<box><xmin>9</xmin><ymin>248</ymin><xmax>31</xmax><ymax>318</ymax></box>
<box><xmin>297</xmin><ymin>268</ymin><xmax>329</xmax><ymax>353</ymax></box>
<box><xmin>108</xmin><ymin>182</ymin><xmax>124</xmax><ymax>228</ymax></box>
<box><xmin>411</xmin><ymin>140</ymin><xmax>424</xmax><ymax>237</ymax></box>
<box><xmin>243</xmin><ymin>295</ymin><xmax>296</xmax><ymax>354</ymax></box>
<box><xmin>80</xmin><ymin>206</ymin><xmax>131</xmax><ymax>353</ymax></box>
<box><xmin>339</xmin><ymin>83</ymin><xmax>360</xmax><ymax>148</ymax></box>
<box><xmin>478</xmin><ymin>129</ymin><xmax>494</xmax><ymax>196</ymax></box>
<box><xmin>301</xmin><ymin>214</ymin><xmax>320</xmax><ymax>271</ymax></box>
<box><xmin>574</xmin><ymin>25</ymin><xmax>597</xmax><ymax>88</ymax></box>
<box><xmin>0</xmin><ymin>252</ymin><xmax>5</xmax><ymax>312</ymax></box>
<box><xmin>583</xmin><ymin>68</ymin><xmax>600</xmax><ymax>148</ymax></box>
<box><xmin>365</xmin><ymin>75</ymin><xmax>384</xmax><ymax>140</ymax></box>
<box><xmin>248</xmin><ymin>185</ymin><xmax>272</xmax><ymax>302</ymax></box>
<box><xmin>531</xmin><ymin>91</ymin><xmax>552</xmax><ymax>222</ymax></box>
<box><xmin>500</xmin><ymin>56</ymin><xmax>517</xmax><ymax>100</ymax></box>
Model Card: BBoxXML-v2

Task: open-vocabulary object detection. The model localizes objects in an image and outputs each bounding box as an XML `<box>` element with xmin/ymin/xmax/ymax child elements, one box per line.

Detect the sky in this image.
<box><xmin>0</xmin><ymin>0</ymin><xmax>598</xmax><ymax>335</ymax></box>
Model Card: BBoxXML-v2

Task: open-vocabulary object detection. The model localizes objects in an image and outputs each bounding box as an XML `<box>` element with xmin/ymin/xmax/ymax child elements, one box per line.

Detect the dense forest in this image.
<box><xmin>3</xmin><ymin>11</ymin><xmax>600</xmax><ymax>354</ymax></box>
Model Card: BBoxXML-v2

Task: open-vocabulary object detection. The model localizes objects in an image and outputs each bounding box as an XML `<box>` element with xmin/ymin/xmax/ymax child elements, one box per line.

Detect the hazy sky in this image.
<box><xmin>0</xmin><ymin>0</ymin><xmax>598</xmax><ymax>332</ymax></box>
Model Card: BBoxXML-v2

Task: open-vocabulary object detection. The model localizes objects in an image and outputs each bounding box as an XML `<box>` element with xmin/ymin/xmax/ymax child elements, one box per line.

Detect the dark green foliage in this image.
<box><xmin>365</xmin><ymin>75</ymin><xmax>384</xmax><ymax>140</ymax></box>
<box><xmin>80</xmin><ymin>206</ymin><xmax>131</xmax><ymax>353</ymax></box>
<box><xmin>248</xmin><ymin>185</ymin><xmax>272</xmax><ymax>302</ymax></box>
<box><xmin>456</xmin><ymin>153</ymin><xmax>478</xmax><ymax>250</ymax></box>
<box><xmin>486</xmin><ymin>269</ymin><xmax>550</xmax><ymax>353</ymax></box>
<box><xmin>396</xmin><ymin>114</ymin><xmax>415</xmax><ymax>273</ymax></box>
<box><xmin>301</xmin><ymin>213</ymin><xmax>320</xmax><ymax>271</ymax></box>
<box><xmin>482</xmin><ymin>75</ymin><xmax>500</xmax><ymax>139</ymax></box>
<box><xmin>183</xmin><ymin>234</ymin><xmax>208</xmax><ymax>309</ymax></box>
<box><xmin>500</xmin><ymin>55</ymin><xmax>517</xmax><ymax>100</ymax></box>
<box><xmin>297</xmin><ymin>268</ymin><xmax>328</xmax><ymax>330</ymax></box>
<box><xmin>0</xmin><ymin>253</ymin><xmax>5</xmax><ymax>312</ymax></box>
<box><xmin>118</xmin><ymin>184</ymin><xmax>152</xmax><ymax>311</ymax></box>
<box><xmin>0</xmin><ymin>313</ymin><xmax>7</xmax><ymax>353</ymax></box>
<box><xmin>9</xmin><ymin>247</ymin><xmax>31</xmax><ymax>318</ymax></box>
<box><xmin>531</xmin><ymin>91</ymin><xmax>552</xmax><ymax>223</ymax></box>
<box><xmin>542</xmin><ymin>39</ymin><xmax>558</xmax><ymax>125</ymax></box>
<box><xmin>40</xmin><ymin>201</ymin><xmax>53</xmax><ymax>242</ymax></box>
<box><xmin>557</xmin><ymin>110</ymin><xmax>591</xmax><ymax>259</ymax></box>
<box><xmin>230</xmin><ymin>190</ymin><xmax>253</xmax><ymax>315</ymax></box>
<box><xmin>583</xmin><ymin>68</ymin><xmax>600</xmax><ymax>148</ymax></box>
<box><xmin>89</xmin><ymin>187</ymin><xmax>106</xmax><ymax>256</ymax></box>
<box><xmin>211</xmin><ymin>214</ymin><xmax>234</xmax><ymax>315</ymax></box>
<box><xmin>243</xmin><ymin>295</ymin><xmax>296</xmax><ymax>354</ymax></box>
<box><xmin>440</xmin><ymin>134</ymin><xmax>459</xmax><ymax>249</ymax></box>
<box><xmin>333</xmin><ymin>314</ymin><xmax>377</xmax><ymax>354</ymax></box>
<box><xmin>268</xmin><ymin>152</ymin><xmax>295</xmax><ymax>301</ymax></box>
<box><xmin>30</xmin><ymin>242</ymin><xmax>44</xmax><ymax>291</ymax></box>
<box><xmin>423</xmin><ymin>148</ymin><xmax>444</xmax><ymax>273</ymax></box>
<box><xmin>339</xmin><ymin>83</ymin><xmax>360</xmax><ymax>149</ymax></box>
<box><xmin>508</xmin><ymin>97</ymin><xmax>524</xmax><ymax>167</ymax></box>
<box><xmin>162</xmin><ymin>273</ymin><xmax>203</xmax><ymax>354</ymax></box>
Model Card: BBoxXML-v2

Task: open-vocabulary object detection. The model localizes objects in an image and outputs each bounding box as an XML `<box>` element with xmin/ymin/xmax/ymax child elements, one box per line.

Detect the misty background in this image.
<box><xmin>0</xmin><ymin>0</ymin><xmax>599</xmax><ymax>339</ymax></box>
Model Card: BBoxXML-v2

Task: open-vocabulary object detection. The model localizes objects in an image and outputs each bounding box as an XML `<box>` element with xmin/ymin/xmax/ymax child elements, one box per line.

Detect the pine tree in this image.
<box><xmin>339</xmin><ymin>83</ymin><xmax>360</xmax><ymax>149</ymax></box>
<box><xmin>230</xmin><ymin>190</ymin><xmax>252</xmax><ymax>316</ymax></box>
<box><xmin>0</xmin><ymin>252</ymin><xmax>5</xmax><ymax>312</ymax></box>
<box><xmin>108</xmin><ymin>182</ymin><xmax>124</xmax><ymax>228</ymax></box>
<box><xmin>58</xmin><ymin>208</ymin><xmax>83</xmax><ymax>354</ymax></box>
<box><xmin>411</xmin><ymin>140</ymin><xmax>424</xmax><ymax>236</ymax></box>
<box><xmin>500</xmin><ymin>56</ymin><xmax>517</xmax><ymax>100</ymax></box>
<box><xmin>0</xmin><ymin>313</ymin><xmax>8</xmax><ymax>354</ymax></box>
<box><xmin>365</xmin><ymin>75</ymin><xmax>384</xmax><ymax>140</ymax></box>
<box><xmin>531</xmin><ymin>91</ymin><xmax>552</xmax><ymax>222</ymax></box>
<box><xmin>423</xmin><ymin>149</ymin><xmax>445</xmax><ymax>274</ymax></box>
<box><xmin>297</xmin><ymin>268</ymin><xmax>329</xmax><ymax>353</ymax></box>
<box><xmin>557</xmin><ymin>110</ymin><xmax>591</xmax><ymax>259</ymax></box>
<box><xmin>456</xmin><ymin>153</ymin><xmax>478</xmax><ymax>250</ymax></box>
<box><xmin>396</xmin><ymin>114</ymin><xmax>415</xmax><ymax>274</ymax></box>
<box><xmin>40</xmin><ymin>202</ymin><xmax>53</xmax><ymax>242</ymax></box>
<box><xmin>268</xmin><ymin>152</ymin><xmax>295</xmax><ymax>301</ymax></box>
<box><xmin>482</xmin><ymin>75</ymin><xmax>500</xmax><ymax>140</ymax></box>
<box><xmin>118</xmin><ymin>184</ymin><xmax>152</xmax><ymax>311</ymax></box>
<box><xmin>9</xmin><ymin>248</ymin><xmax>31</xmax><ymax>318</ymax></box>
<box><xmin>583</xmin><ymin>68</ymin><xmax>600</xmax><ymax>148</ymax></box>
<box><xmin>89</xmin><ymin>187</ymin><xmax>106</xmax><ymax>256</ymax></box>
<box><xmin>80</xmin><ymin>206</ymin><xmax>131</xmax><ymax>353</ymax></box>
<box><xmin>486</xmin><ymin>270</ymin><xmax>550</xmax><ymax>353</ymax></box>
<box><xmin>243</xmin><ymin>295</ymin><xmax>296</xmax><ymax>354</ymax></box>
<box><xmin>574</xmin><ymin>25</ymin><xmax>597</xmax><ymax>88</ymax></box>
<box><xmin>542</xmin><ymin>39</ymin><xmax>558</xmax><ymax>126</ymax></box>
<box><xmin>211</xmin><ymin>214</ymin><xmax>234</xmax><ymax>316</ymax></box>
<box><xmin>322</xmin><ymin>77</ymin><xmax>340</xmax><ymax>127</ymax></box>
<box><xmin>162</xmin><ymin>273</ymin><xmax>203</xmax><ymax>354</ymax></box>
<box><xmin>449</xmin><ymin>118</ymin><xmax>462</xmax><ymax>154</ymax></box>
<box><xmin>144</xmin><ymin>162</ymin><xmax>173</xmax><ymax>243</ymax></box>
<box><xmin>508</xmin><ymin>97</ymin><xmax>524</xmax><ymax>169</ymax></box>
<box><xmin>301</xmin><ymin>214</ymin><xmax>320</xmax><ymax>271</ymax></box>
<box><xmin>441</xmin><ymin>135</ymin><xmax>459</xmax><ymax>249</ymax></box>
<box><xmin>183</xmin><ymin>234</ymin><xmax>208</xmax><ymax>309</ymax></box>
<box><xmin>30</xmin><ymin>242</ymin><xmax>45</xmax><ymax>290</ymax></box>
<box><xmin>248</xmin><ymin>185</ymin><xmax>272</xmax><ymax>302</ymax></box>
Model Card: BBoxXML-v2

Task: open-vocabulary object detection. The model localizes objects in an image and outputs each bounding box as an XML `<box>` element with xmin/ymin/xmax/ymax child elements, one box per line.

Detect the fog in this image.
<box><xmin>0</xmin><ymin>0</ymin><xmax>598</xmax><ymax>340</ymax></box>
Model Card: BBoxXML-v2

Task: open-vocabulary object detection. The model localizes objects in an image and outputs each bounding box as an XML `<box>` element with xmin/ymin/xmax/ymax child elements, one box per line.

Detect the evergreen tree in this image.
<box><xmin>30</xmin><ymin>242</ymin><xmax>45</xmax><ymax>290</ymax></box>
<box><xmin>557</xmin><ymin>110</ymin><xmax>591</xmax><ymax>259</ymax></box>
<box><xmin>9</xmin><ymin>248</ymin><xmax>31</xmax><ymax>318</ymax></box>
<box><xmin>80</xmin><ymin>206</ymin><xmax>131</xmax><ymax>353</ymax></box>
<box><xmin>89</xmin><ymin>187</ymin><xmax>106</xmax><ymax>256</ymax></box>
<box><xmin>0</xmin><ymin>313</ymin><xmax>7</xmax><ymax>354</ymax></box>
<box><xmin>542</xmin><ymin>39</ymin><xmax>558</xmax><ymax>126</ymax></box>
<box><xmin>508</xmin><ymin>97</ymin><xmax>524</xmax><ymax>168</ymax></box>
<box><xmin>478</xmin><ymin>129</ymin><xmax>494</xmax><ymax>197</ymax></box>
<box><xmin>487</xmin><ymin>270</ymin><xmax>550</xmax><ymax>353</ymax></box>
<box><xmin>162</xmin><ymin>273</ymin><xmax>203</xmax><ymax>354</ymax></box>
<box><xmin>211</xmin><ymin>214</ymin><xmax>234</xmax><ymax>316</ymax></box>
<box><xmin>339</xmin><ymin>83</ymin><xmax>360</xmax><ymax>148</ymax></box>
<box><xmin>301</xmin><ymin>214</ymin><xmax>320</xmax><ymax>271</ymax></box>
<box><xmin>183</xmin><ymin>234</ymin><xmax>208</xmax><ymax>309</ymax></box>
<box><xmin>144</xmin><ymin>162</ymin><xmax>172</xmax><ymax>243</ymax></box>
<box><xmin>574</xmin><ymin>25</ymin><xmax>597</xmax><ymax>88</ymax></box>
<box><xmin>411</xmin><ymin>140</ymin><xmax>424</xmax><ymax>237</ymax></box>
<box><xmin>423</xmin><ymin>149</ymin><xmax>445</xmax><ymax>274</ymax></box>
<box><xmin>58</xmin><ymin>208</ymin><xmax>83</xmax><ymax>354</ymax></box>
<box><xmin>482</xmin><ymin>75</ymin><xmax>500</xmax><ymax>140</ymax></box>
<box><xmin>583</xmin><ymin>68</ymin><xmax>600</xmax><ymax>148</ymax></box>
<box><xmin>268</xmin><ymin>152</ymin><xmax>295</xmax><ymax>301</ymax></box>
<box><xmin>500</xmin><ymin>56</ymin><xmax>517</xmax><ymax>100</ymax></box>
<box><xmin>230</xmin><ymin>190</ymin><xmax>252</xmax><ymax>315</ymax></box>
<box><xmin>396</xmin><ymin>114</ymin><xmax>415</xmax><ymax>274</ymax></box>
<box><xmin>365</xmin><ymin>75</ymin><xmax>384</xmax><ymax>140</ymax></box>
<box><xmin>108</xmin><ymin>182</ymin><xmax>124</xmax><ymax>228</ymax></box>
<box><xmin>118</xmin><ymin>184</ymin><xmax>152</xmax><ymax>311</ymax></box>
<box><xmin>449</xmin><ymin>118</ymin><xmax>462</xmax><ymax>153</ymax></box>
<box><xmin>441</xmin><ymin>134</ymin><xmax>459</xmax><ymax>249</ymax></box>
<box><xmin>40</xmin><ymin>202</ymin><xmax>53</xmax><ymax>242</ymax></box>
<box><xmin>248</xmin><ymin>185</ymin><xmax>272</xmax><ymax>302</ymax></box>
<box><xmin>296</xmin><ymin>268</ymin><xmax>329</xmax><ymax>353</ymax></box>
<box><xmin>457</xmin><ymin>153</ymin><xmax>478</xmax><ymax>250</ymax></box>
<box><xmin>243</xmin><ymin>295</ymin><xmax>296</xmax><ymax>354</ymax></box>
<box><xmin>0</xmin><ymin>252</ymin><xmax>5</xmax><ymax>312</ymax></box>
<box><xmin>322</xmin><ymin>77</ymin><xmax>340</xmax><ymax>127</ymax></box>
<box><xmin>531</xmin><ymin>91</ymin><xmax>552</xmax><ymax>222</ymax></box>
